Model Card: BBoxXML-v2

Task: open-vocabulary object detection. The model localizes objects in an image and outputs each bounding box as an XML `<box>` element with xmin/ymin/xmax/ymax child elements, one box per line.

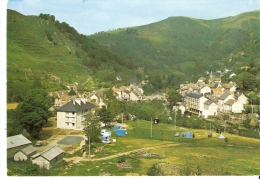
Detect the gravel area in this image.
<box><xmin>57</xmin><ymin>136</ymin><xmax>84</xmax><ymax>145</ymax></box>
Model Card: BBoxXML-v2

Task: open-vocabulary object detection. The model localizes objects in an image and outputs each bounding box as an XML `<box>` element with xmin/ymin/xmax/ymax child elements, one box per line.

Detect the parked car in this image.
<box><xmin>175</xmin><ymin>132</ymin><xmax>180</xmax><ymax>137</ymax></box>
<box><xmin>35</xmin><ymin>141</ymin><xmax>42</xmax><ymax>147</ymax></box>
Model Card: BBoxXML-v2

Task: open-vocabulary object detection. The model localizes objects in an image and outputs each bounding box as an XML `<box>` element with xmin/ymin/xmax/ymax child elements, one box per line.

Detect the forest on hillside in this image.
<box><xmin>7</xmin><ymin>10</ymin><xmax>260</xmax><ymax>102</ymax></box>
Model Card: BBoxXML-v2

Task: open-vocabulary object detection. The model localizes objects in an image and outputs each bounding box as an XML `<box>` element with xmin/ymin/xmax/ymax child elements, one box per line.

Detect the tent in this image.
<box><xmin>116</xmin><ymin>129</ymin><xmax>127</xmax><ymax>136</ymax></box>
<box><xmin>182</xmin><ymin>132</ymin><xmax>193</xmax><ymax>138</ymax></box>
<box><xmin>114</xmin><ymin>125</ymin><xmax>121</xmax><ymax>131</ymax></box>
<box><xmin>218</xmin><ymin>134</ymin><xmax>225</xmax><ymax>139</ymax></box>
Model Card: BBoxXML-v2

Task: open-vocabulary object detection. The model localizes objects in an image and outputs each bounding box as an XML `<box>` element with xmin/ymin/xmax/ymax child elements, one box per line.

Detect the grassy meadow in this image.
<box><xmin>7</xmin><ymin>103</ymin><xmax>19</xmax><ymax>109</ymax></box>
<box><xmin>47</xmin><ymin>119</ymin><xmax>260</xmax><ymax>176</ymax></box>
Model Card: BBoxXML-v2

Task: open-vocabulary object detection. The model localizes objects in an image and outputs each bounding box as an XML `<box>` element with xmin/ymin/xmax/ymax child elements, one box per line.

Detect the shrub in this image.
<box><xmin>68</xmin><ymin>89</ymin><xmax>76</xmax><ymax>96</ymax></box>
<box><xmin>147</xmin><ymin>164</ymin><xmax>159</xmax><ymax>176</ymax></box>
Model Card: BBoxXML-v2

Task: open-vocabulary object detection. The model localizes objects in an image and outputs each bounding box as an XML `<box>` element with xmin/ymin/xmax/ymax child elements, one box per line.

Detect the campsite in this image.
<box><xmin>8</xmin><ymin>117</ymin><xmax>260</xmax><ymax>176</ymax></box>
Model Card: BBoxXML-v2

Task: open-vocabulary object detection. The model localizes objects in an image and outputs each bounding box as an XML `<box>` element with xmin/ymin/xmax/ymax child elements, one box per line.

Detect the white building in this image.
<box><xmin>200</xmin><ymin>86</ymin><xmax>212</xmax><ymax>95</ymax></box>
<box><xmin>231</xmin><ymin>100</ymin><xmax>244</xmax><ymax>113</ymax></box>
<box><xmin>56</xmin><ymin>98</ymin><xmax>96</xmax><ymax>130</ymax></box>
<box><xmin>218</xmin><ymin>93</ymin><xmax>235</xmax><ymax>112</ymax></box>
<box><xmin>185</xmin><ymin>92</ymin><xmax>207</xmax><ymax>116</ymax></box>
<box><xmin>237</xmin><ymin>93</ymin><xmax>248</xmax><ymax>105</ymax></box>
<box><xmin>90</xmin><ymin>94</ymin><xmax>99</xmax><ymax>103</ymax></box>
<box><xmin>202</xmin><ymin>100</ymin><xmax>218</xmax><ymax>118</ymax></box>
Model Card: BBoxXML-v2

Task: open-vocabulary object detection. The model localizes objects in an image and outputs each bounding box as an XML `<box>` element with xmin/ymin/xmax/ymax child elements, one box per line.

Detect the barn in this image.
<box><xmin>14</xmin><ymin>145</ymin><xmax>37</xmax><ymax>161</ymax></box>
<box><xmin>31</xmin><ymin>146</ymin><xmax>65</xmax><ymax>170</ymax></box>
<box><xmin>7</xmin><ymin>134</ymin><xmax>32</xmax><ymax>158</ymax></box>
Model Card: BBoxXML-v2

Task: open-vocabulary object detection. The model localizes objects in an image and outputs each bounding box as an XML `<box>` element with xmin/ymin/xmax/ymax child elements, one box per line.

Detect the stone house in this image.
<box><xmin>89</xmin><ymin>93</ymin><xmax>99</xmax><ymax>103</ymax></box>
<box><xmin>210</xmin><ymin>83</ymin><xmax>224</xmax><ymax>97</ymax></box>
<box><xmin>202</xmin><ymin>99</ymin><xmax>218</xmax><ymax>118</ymax></box>
<box><xmin>223</xmin><ymin>99</ymin><xmax>235</xmax><ymax>113</ymax></box>
<box><xmin>222</xmin><ymin>82</ymin><xmax>236</xmax><ymax>95</ymax></box>
<box><xmin>231</xmin><ymin>100</ymin><xmax>244</xmax><ymax>113</ymax></box>
<box><xmin>237</xmin><ymin>93</ymin><xmax>248</xmax><ymax>105</ymax></box>
<box><xmin>112</xmin><ymin>86</ymin><xmax>122</xmax><ymax>99</ymax></box>
<box><xmin>218</xmin><ymin>93</ymin><xmax>235</xmax><ymax>112</ymax></box>
<box><xmin>200</xmin><ymin>85</ymin><xmax>212</xmax><ymax>95</ymax></box>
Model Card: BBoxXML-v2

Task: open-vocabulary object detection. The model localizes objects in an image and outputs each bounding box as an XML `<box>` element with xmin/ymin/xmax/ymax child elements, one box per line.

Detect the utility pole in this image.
<box><xmin>122</xmin><ymin>107</ymin><xmax>124</xmax><ymax>124</ymax></box>
<box><xmin>88</xmin><ymin>136</ymin><xmax>91</xmax><ymax>158</ymax></box>
<box><xmin>224</xmin><ymin>119</ymin><xmax>226</xmax><ymax>133</ymax></box>
<box><xmin>150</xmin><ymin>117</ymin><xmax>152</xmax><ymax>138</ymax></box>
<box><xmin>251</xmin><ymin>100</ymin><xmax>253</xmax><ymax>114</ymax></box>
<box><xmin>259</xmin><ymin>104</ymin><xmax>260</xmax><ymax>138</ymax></box>
<box><xmin>174</xmin><ymin>108</ymin><xmax>177</xmax><ymax>129</ymax></box>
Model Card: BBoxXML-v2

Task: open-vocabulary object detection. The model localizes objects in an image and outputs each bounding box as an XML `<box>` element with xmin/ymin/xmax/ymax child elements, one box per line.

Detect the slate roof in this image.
<box><xmin>7</xmin><ymin>134</ymin><xmax>31</xmax><ymax>149</ymax></box>
<box><xmin>32</xmin><ymin>146</ymin><xmax>64</xmax><ymax>161</ymax></box>
<box><xmin>57</xmin><ymin>99</ymin><xmax>95</xmax><ymax>112</ymax></box>
<box><xmin>204</xmin><ymin>100</ymin><xmax>215</xmax><ymax>105</ymax></box>
<box><xmin>20</xmin><ymin>145</ymin><xmax>37</xmax><ymax>155</ymax></box>
<box><xmin>219</xmin><ymin>93</ymin><xmax>230</xmax><ymax>100</ymax></box>
<box><xmin>186</xmin><ymin>92</ymin><xmax>203</xmax><ymax>98</ymax></box>
<box><xmin>224</xmin><ymin>99</ymin><xmax>235</xmax><ymax>105</ymax></box>
<box><xmin>207</xmin><ymin>96</ymin><xmax>219</xmax><ymax>103</ymax></box>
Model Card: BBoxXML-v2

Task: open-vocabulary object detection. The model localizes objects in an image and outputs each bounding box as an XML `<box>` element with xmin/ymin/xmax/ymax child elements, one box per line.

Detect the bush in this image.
<box><xmin>224</xmin><ymin>137</ymin><xmax>228</xmax><ymax>143</ymax></box>
<box><xmin>46</xmin><ymin>31</ymin><xmax>53</xmax><ymax>42</ymax></box>
<box><xmin>68</xmin><ymin>89</ymin><xmax>76</xmax><ymax>96</ymax></box>
<box><xmin>147</xmin><ymin>164</ymin><xmax>159</xmax><ymax>176</ymax></box>
<box><xmin>179</xmin><ymin>165</ymin><xmax>191</xmax><ymax>176</ymax></box>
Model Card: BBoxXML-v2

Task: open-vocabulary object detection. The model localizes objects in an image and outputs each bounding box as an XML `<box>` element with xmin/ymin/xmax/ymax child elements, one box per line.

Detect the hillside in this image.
<box><xmin>7</xmin><ymin>10</ymin><xmax>260</xmax><ymax>102</ymax></box>
<box><xmin>7</xmin><ymin>10</ymin><xmax>137</xmax><ymax>102</ymax></box>
<box><xmin>89</xmin><ymin>11</ymin><xmax>260</xmax><ymax>88</ymax></box>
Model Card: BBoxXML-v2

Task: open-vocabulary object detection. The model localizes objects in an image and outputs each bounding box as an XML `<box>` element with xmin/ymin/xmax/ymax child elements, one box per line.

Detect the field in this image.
<box><xmin>38</xmin><ymin>119</ymin><xmax>260</xmax><ymax>176</ymax></box>
<box><xmin>7</xmin><ymin>103</ymin><xmax>19</xmax><ymax>109</ymax></box>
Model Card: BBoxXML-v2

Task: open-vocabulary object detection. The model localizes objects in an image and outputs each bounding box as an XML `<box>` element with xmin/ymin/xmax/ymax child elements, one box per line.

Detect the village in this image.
<box><xmin>7</xmin><ymin>68</ymin><xmax>260</xmax><ymax>171</ymax></box>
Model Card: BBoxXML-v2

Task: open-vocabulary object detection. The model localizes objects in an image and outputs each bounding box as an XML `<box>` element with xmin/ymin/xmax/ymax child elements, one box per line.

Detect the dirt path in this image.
<box><xmin>64</xmin><ymin>143</ymin><xmax>179</xmax><ymax>164</ymax></box>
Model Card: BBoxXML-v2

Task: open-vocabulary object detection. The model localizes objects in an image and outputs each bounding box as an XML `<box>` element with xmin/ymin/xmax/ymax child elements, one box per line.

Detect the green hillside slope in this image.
<box><xmin>7</xmin><ymin>10</ymin><xmax>136</xmax><ymax>102</ymax></box>
<box><xmin>90</xmin><ymin>11</ymin><xmax>260</xmax><ymax>88</ymax></box>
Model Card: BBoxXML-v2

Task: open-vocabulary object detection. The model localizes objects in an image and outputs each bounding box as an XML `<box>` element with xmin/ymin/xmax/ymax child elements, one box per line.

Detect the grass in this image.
<box><xmin>7</xmin><ymin>103</ymin><xmax>19</xmax><ymax>109</ymax></box>
<box><xmin>40</xmin><ymin>119</ymin><xmax>260</xmax><ymax>176</ymax></box>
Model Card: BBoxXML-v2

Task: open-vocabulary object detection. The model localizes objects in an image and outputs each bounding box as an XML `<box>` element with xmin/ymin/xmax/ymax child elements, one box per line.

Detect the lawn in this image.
<box><xmin>7</xmin><ymin>103</ymin><xmax>19</xmax><ymax>109</ymax></box>
<box><xmin>48</xmin><ymin>119</ymin><xmax>260</xmax><ymax>176</ymax></box>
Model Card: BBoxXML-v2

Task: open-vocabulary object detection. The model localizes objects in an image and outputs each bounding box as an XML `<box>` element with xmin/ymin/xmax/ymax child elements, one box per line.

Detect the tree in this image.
<box><xmin>7</xmin><ymin>109</ymin><xmax>23</xmax><ymax>137</ymax></box>
<box><xmin>98</xmin><ymin>106</ymin><xmax>112</xmax><ymax>127</ymax></box>
<box><xmin>234</xmin><ymin>72</ymin><xmax>255</xmax><ymax>90</ymax></box>
<box><xmin>83</xmin><ymin>112</ymin><xmax>100</xmax><ymax>144</ymax></box>
<box><xmin>68</xmin><ymin>88</ymin><xmax>76</xmax><ymax>96</ymax></box>
<box><xmin>18</xmin><ymin>89</ymin><xmax>51</xmax><ymax>139</ymax></box>
<box><xmin>104</xmin><ymin>88</ymin><xmax>115</xmax><ymax>101</ymax></box>
<box><xmin>166</xmin><ymin>89</ymin><xmax>182</xmax><ymax>109</ymax></box>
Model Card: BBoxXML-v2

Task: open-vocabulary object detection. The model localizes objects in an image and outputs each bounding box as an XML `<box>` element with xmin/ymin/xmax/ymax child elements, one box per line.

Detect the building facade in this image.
<box><xmin>56</xmin><ymin>98</ymin><xmax>96</xmax><ymax>130</ymax></box>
